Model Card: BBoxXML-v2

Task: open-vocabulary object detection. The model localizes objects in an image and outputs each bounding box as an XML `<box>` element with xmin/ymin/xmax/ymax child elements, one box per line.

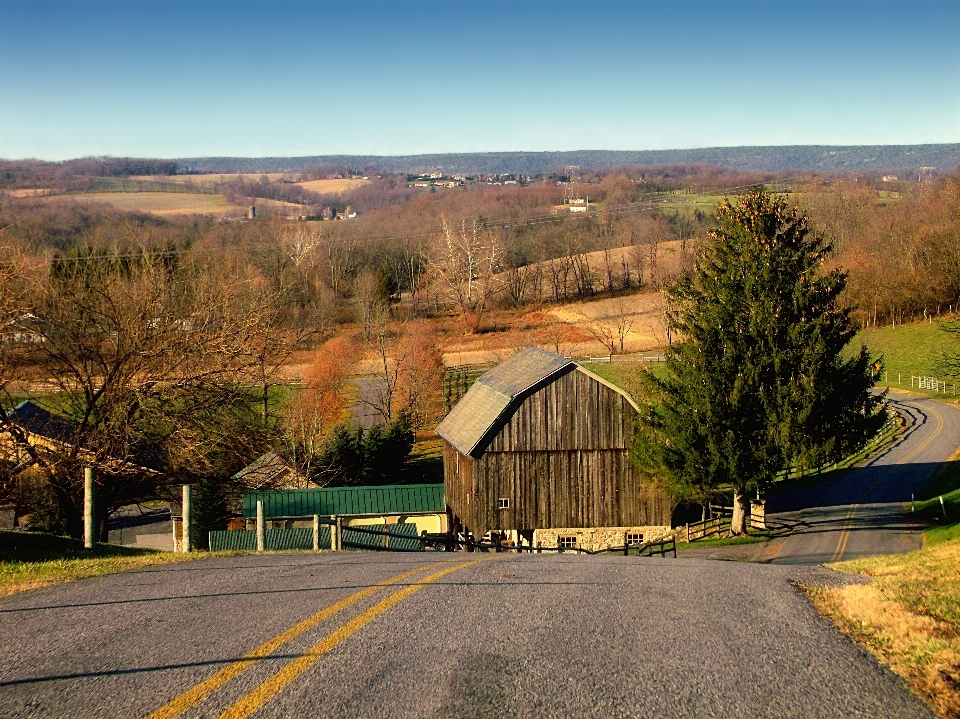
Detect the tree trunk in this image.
<box><xmin>731</xmin><ymin>489</ymin><xmax>750</xmax><ymax>535</ymax></box>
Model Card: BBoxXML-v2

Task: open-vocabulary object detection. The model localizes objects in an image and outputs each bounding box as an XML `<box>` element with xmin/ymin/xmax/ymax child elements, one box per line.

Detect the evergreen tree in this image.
<box><xmin>634</xmin><ymin>189</ymin><xmax>884</xmax><ymax>533</ymax></box>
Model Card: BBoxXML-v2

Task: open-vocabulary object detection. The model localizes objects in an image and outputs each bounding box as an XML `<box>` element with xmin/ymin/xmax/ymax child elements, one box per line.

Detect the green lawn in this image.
<box><xmin>581</xmin><ymin>361</ymin><xmax>670</xmax><ymax>404</ymax></box>
<box><xmin>852</xmin><ymin>320</ymin><xmax>960</xmax><ymax>394</ymax></box>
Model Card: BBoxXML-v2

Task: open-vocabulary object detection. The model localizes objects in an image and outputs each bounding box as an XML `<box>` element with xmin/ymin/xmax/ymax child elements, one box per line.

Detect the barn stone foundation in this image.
<box><xmin>533</xmin><ymin>526</ymin><xmax>672</xmax><ymax>552</ymax></box>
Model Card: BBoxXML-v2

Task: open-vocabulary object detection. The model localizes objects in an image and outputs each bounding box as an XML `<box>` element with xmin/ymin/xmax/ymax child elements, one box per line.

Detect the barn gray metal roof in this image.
<box><xmin>436</xmin><ymin>347</ymin><xmax>576</xmax><ymax>457</ymax></box>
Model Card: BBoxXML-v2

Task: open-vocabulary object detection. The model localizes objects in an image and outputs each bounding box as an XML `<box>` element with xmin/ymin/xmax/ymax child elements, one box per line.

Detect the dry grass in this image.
<box><xmin>0</xmin><ymin>531</ymin><xmax>246</xmax><ymax>597</ymax></box>
<box><xmin>810</xmin><ymin>539</ymin><xmax>960</xmax><ymax>718</ymax></box>
<box><xmin>548</xmin><ymin>294</ymin><xmax>667</xmax><ymax>354</ymax></box>
<box><xmin>0</xmin><ymin>552</ymin><xmax>226</xmax><ymax>596</ymax></box>
<box><xmin>3</xmin><ymin>188</ymin><xmax>54</xmax><ymax>197</ymax></box>
<box><xmin>28</xmin><ymin>192</ymin><xmax>246</xmax><ymax>216</ymax></box>
<box><xmin>296</xmin><ymin>178</ymin><xmax>369</xmax><ymax>194</ymax></box>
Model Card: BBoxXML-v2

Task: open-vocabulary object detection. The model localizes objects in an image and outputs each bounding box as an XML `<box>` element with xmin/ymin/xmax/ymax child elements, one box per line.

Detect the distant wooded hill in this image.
<box><xmin>178</xmin><ymin>145</ymin><xmax>960</xmax><ymax>176</ymax></box>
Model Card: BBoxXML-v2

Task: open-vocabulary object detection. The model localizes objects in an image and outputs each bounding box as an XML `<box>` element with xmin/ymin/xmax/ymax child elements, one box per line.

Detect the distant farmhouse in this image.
<box><xmin>436</xmin><ymin>348</ymin><xmax>671</xmax><ymax>551</ymax></box>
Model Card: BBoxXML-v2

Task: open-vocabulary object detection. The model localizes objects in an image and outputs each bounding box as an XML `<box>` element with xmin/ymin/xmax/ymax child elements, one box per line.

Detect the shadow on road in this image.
<box><xmin>768</xmin><ymin>461</ymin><xmax>956</xmax><ymax>513</ymax></box>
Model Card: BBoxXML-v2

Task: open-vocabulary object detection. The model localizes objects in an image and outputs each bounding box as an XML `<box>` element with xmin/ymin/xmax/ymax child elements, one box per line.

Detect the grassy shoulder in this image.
<box><xmin>0</xmin><ymin>531</ymin><xmax>244</xmax><ymax>597</ymax></box>
<box><xmin>808</xmin><ymin>481</ymin><xmax>960</xmax><ymax>718</ymax></box>
<box><xmin>676</xmin><ymin>530</ymin><xmax>774</xmax><ymax>550</ymax></box>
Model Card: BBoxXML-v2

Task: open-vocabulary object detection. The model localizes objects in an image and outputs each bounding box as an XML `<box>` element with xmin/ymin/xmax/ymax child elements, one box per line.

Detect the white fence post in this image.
<box><xmin>182</xmin><ymin>484</ymin><xmax>192</xmax><ymax>553</ymax></box>
<box><xmin>256</xmin><ymin>500</ymin><xmax>265</xmax><ymax>552</ymax></box>
<box><xmin>83</xmin><ymin>467</ymin><xmax>95</xmax><ymax>550</ymax></box>
<box><xmin>313</xmin><ymin>514</ymin><xmax>320</xmax><ymax>552</ymax></box>
<box><xmin>331</xmin><ymin>514</ymin><xmax>340</xmax><ymax>551</ymax></box>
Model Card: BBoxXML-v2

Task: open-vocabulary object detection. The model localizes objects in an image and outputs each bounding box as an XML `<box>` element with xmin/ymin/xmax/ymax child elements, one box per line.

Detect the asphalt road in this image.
<box><xmin>761</xmin><ymin>393</ymin><xmax>960</xmax><ymax>564</ymax></box>
<box><xmin>2</xmin><ymin>391</ymin><xmax>956</xmax><ymax>718</ymax></box>
<box><xmin>0</xmin><ymin>553</ymin><xmax>933</xmax><ymax>718</ymax></box>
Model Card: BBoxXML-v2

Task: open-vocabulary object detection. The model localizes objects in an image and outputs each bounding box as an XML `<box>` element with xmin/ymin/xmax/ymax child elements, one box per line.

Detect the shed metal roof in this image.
<box><xmin>435</xmin><ymin>347</ymin><xmax>576</xmax><ymax>457</ymax></box>
<box><xmin>243</xmin><ymin>483</ymin><xmax>445</xmax><ymax>518</ymax></box>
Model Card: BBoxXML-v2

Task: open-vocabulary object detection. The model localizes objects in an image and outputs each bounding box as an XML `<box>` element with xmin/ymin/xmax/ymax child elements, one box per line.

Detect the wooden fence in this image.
<box><xmin>912</xmin><ymin>376</ymin><xmax>957</xmax><ymax>395</ymax></box>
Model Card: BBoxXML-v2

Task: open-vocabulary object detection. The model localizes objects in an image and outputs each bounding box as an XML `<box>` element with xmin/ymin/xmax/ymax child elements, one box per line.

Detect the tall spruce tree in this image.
<box><xmin>634</xmin><ymin>188</ymin><xmax>884</xmax><ymax>533</ymax></box>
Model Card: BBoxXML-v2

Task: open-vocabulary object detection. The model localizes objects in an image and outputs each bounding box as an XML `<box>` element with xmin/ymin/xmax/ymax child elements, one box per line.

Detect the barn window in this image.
<box><xmin>626</xmin><ymin>532</ymin><xmax>644</xmax><ymax>545</ymax></box>
<box><xmin>558</xmin><ymin>535</ymin><xmax>578</xmax><ymax>548</ymax></box>
<box><xmin>498</xmin><ymin>498</ymin><xmax>510</xmax><ymax>509</ymax></box>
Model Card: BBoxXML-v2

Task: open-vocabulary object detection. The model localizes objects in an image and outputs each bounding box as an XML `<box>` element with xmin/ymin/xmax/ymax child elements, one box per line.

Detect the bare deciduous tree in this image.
<box><xmin>0</xmin><ymin>253</ymin><xmax>290</xmax><ymax>539</ymax></box>
<box><xmin>428</xmin><ymin>216</ymin><xmax>502</xmax><ymax>333</ymax></box>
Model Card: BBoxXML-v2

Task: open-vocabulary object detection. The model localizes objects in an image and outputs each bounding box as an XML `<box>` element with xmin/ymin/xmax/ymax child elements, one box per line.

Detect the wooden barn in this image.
<box><xmin>436</xmin><ymin>348</ymin><xmax>672</xmax><ymax>551</ymax></box>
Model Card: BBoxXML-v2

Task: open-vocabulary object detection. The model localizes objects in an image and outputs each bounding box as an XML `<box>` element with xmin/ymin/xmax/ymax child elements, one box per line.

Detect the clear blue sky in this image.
<box><xmin>1</xmin><ymin>0</ymin><xmax>957</xmax><ymax>160</ymax></box>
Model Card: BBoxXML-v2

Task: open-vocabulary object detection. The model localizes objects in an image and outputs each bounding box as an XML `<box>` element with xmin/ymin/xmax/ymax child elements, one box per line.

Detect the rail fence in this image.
<box><xmin>912</xmin><ymin>375</ymin><xmax>957</xmax><ymax>395</ymax></box>
<box><xmin>771</xmin><ymin>408</ymin><xmax>903</xmax><ymax>483</ymax></box>
<box><xmin>209</xmin><ymin>511</ymin><xmax>679</xmax><ymax>558</ymax></box>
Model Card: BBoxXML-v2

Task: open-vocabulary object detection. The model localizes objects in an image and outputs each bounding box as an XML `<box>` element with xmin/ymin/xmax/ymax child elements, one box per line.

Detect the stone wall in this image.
<box><xmin>533</xmin><ymin>525</ymin><xmax>673</xmax><ymax>552</ymax></box>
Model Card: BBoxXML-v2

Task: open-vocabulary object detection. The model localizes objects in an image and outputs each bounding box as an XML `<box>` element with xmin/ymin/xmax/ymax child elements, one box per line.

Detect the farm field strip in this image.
<box><xmin>23</xmin><ymin>192</ymin><xmax>247</xmax><ymax>216</ymax></box>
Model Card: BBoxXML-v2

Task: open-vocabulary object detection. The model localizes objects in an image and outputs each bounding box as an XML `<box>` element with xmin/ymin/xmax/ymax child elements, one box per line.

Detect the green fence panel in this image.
<box><xmin>388</xmin><ymin>522</ymin><xmax>421</xmax><ymax>551</ymax></box>
<box><xmin>341</xmin><ymin>522</ymin><xmax>422</xmax><ymax>551</ymax></box>
<box><xmin>209</xmin><ymin>530</ymin><xmax>256</xmax><ymax>551</ymax></box>
<box><xmin>265</xmin><ymin>528</ymin><xmax>313</xmax><ymax>550</ymax></box>
<box><xmin>208</xmin><ymin>526</ymin><xmax>331</xmax><ymax>552</ymax></box>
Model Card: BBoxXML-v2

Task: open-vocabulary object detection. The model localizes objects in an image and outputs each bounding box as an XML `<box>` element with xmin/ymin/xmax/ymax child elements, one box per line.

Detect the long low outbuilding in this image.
<box><xmin>241</xmin><ymin>483</ymin><xmax>447</xmax><ymax>535</ymax></box>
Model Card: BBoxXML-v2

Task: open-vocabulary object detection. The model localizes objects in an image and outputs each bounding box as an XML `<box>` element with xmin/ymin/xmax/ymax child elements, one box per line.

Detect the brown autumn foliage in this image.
<box><xmin>394</xmin><ymin>327</ymin><xmax>445</xmax><ymax>431</ymax></box>
<box><xmin>283</xmin><ymin>335</ymin><xmax>360</xmax><ymax>478</ymax></box>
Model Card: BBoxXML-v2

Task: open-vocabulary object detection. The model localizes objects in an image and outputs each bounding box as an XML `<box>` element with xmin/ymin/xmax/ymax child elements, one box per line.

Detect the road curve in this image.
<box><xmin>0</xmin><ymin>552</ymin><xmax>933</xmax><ymax>718</ymax></box>
<box><xmin>763</xmin><ymin>392</ymin><xmax>960</xmax><ymax>564</ymax></box>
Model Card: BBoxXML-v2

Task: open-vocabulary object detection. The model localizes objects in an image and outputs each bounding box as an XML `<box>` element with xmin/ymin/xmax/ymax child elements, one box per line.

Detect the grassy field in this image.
<box><xmin>855</xmin><ymin>320</ymin><xmax>960</xmax><ymax>381</ymax></box>
<box><xmin>0</xmin><ymin>531</ymin><xmax>241</xmax><ymax>597</ymax></box>
<box><xmin>297</xmin><ymin>178</ymin><xmax>369</xmax><ymax>194</ymax></box>
<box><xmin>30</xmin><ymin>192</ymin><xmax>247</xmax><ymax>217</ymax></box>
<box><xmin>581</xmin><ymin>360</ymin><xmax>669</xmax><ymax>404</ymax></box>
<box><xmin>850</xmin><ymin>320</ymin><xmax>960</xmax><ymax>402</ymax></box>
<box><xmin>656</xmin><ymin>192</ymin><xmax>727</xmax><ymax>219</ymax></box>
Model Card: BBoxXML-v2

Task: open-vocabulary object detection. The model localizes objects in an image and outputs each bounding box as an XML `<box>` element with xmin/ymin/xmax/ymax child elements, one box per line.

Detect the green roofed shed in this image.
<box><xmin>243</xmin><ymin>483</ymin><xmax>445</xmax><ymax>518</ymax></box>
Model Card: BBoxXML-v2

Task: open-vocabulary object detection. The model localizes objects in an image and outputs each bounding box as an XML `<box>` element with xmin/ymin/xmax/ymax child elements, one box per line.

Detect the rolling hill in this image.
<box><xmin>177</xmin><ymin>145</ymin><xmax>960</xmax><ymax>176</ymax></box>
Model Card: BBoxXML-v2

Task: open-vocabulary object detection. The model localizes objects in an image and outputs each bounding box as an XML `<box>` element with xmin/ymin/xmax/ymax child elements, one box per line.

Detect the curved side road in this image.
<box><xmin>762</xmin><ymin>393</ymin><xmax>960</xmax><ymax>564</ymax></box>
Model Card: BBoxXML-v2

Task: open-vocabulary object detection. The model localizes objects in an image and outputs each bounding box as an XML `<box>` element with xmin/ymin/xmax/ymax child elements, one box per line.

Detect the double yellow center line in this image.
<box><xmin>147</xmin><ymin>559</ymin><xmax>482</xmax><ymax>719</ymax></box>
<box><xmin>829</xmin><ymin>504</ymin><xmax>858</xmax><ymax>563</ymax></box>
<box><xmin>830</xmin><ymin>403</ymin><xmax>944</xmax><ymax>563</ymax></box>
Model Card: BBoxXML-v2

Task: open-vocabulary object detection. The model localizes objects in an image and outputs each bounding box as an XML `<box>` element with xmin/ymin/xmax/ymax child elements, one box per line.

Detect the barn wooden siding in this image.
<box><xmin>444</xmin><ymin>368</ymin><xmax>670</xmax><ymax>537</ymax></box>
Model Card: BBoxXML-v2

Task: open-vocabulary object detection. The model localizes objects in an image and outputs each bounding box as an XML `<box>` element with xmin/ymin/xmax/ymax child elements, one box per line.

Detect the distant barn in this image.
<box><xmin>436</xmin><ymin>348</ymin><xmax>671</xmax><ymax>551</ymax></box>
